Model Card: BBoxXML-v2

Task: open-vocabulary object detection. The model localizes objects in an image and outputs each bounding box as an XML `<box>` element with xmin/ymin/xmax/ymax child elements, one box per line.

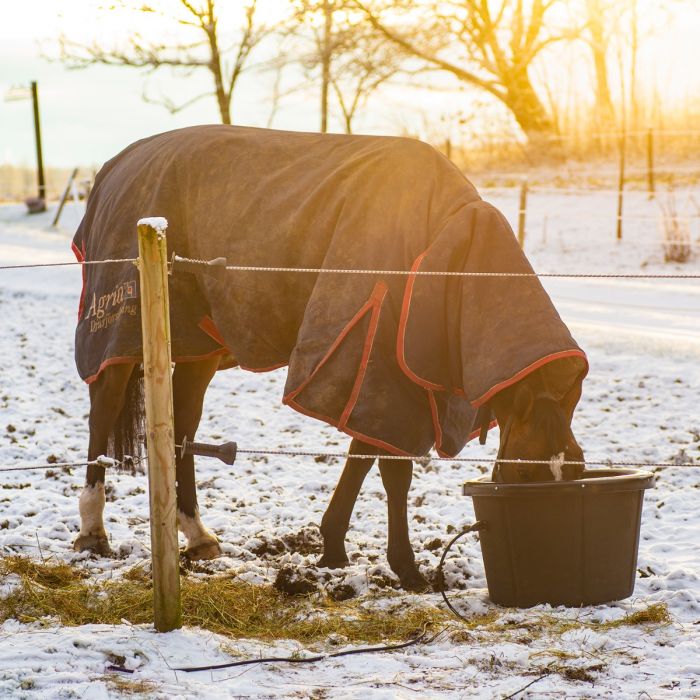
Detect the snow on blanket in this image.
<box><xmin>0</xmin><ymin>196</ymin><xmax>699</xmax><ymax>698</ymax></box>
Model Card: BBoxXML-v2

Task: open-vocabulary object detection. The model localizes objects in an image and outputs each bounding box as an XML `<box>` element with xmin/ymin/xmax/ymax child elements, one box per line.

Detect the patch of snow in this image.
<box><xmin>137</xmin><ymin>217</ymin><xmax>168</xmax><ymax>237</ymax></box>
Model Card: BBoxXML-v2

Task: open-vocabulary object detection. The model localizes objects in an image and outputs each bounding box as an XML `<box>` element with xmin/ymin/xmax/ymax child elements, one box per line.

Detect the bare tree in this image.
<box><xmin>355</xmin><ymin>0</ymin><xmax>577</xmax><ymax>142</ymax></box>
<box><xmin>583</xmin><ymin>0</ymin><xmax>616</xmax><ymax>126</ymax></box>
<box><xmin>330</xmin><ymin>29</ymin><xmax>402</xmax><ymax>133</ymax></box>
<box><xmin>292</xmin><ymin>0</ymin><xmax>402</xmax><ymax>133</ymax></box>
<box><xmin>58</xmin><ymin>0</ymin><xmax>273</xmax><ymax>124</ymax></box>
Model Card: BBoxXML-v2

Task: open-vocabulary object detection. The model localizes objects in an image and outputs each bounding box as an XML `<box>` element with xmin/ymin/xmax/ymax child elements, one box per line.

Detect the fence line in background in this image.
<box><xmin>482</xmin><ymin>185</ymin><xmax>698</xmax><ymax>198</ymax></box>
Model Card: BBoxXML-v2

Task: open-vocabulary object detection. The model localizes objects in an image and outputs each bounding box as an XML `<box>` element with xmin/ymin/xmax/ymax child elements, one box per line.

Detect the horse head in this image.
<box><xmin>489</xmin><ymin>376</ymin><xmax>585</xmax><ymax>483</ymax></box>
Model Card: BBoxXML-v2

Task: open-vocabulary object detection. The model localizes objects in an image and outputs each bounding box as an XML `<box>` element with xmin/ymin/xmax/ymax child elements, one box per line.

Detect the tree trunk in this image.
<box><xmin>628</xmin><ymin>0</ymin><xmax>639</xmax><ymax>129</ymax></box>
<box><xmin>503</xmin><ymin>69</ymin><xmax>556</xmax><ymax>142</ymax></box>
<box><xmin>320</xmin><ymin>0</ymin><xmax>332</xmax><ymax>132</ymax></box>
<box><xmin>206</xmin><ymin>19</ymin><xmax>231</xmax><ymax>125</ymax></box>
<box><xmin>586</xmin><ymin>0</ymin><xmax>615</xmax><ymax>126</ymax></box>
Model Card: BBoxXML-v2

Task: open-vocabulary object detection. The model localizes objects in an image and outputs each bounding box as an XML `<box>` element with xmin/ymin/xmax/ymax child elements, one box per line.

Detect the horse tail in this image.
<box><xmin>109</xmin><ymin>366</ymin><xmax>145</xmax><ymax>467</ymax></box>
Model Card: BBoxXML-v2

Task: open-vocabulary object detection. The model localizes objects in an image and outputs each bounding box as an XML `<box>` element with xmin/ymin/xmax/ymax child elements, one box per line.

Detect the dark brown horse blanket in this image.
<box><xmin>73</xmin><ymin>125</ymin><xmax>587</xmax><ymax>457</ymax></box>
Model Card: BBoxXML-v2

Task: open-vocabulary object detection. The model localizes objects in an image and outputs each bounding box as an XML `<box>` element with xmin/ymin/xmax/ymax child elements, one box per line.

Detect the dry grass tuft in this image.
<box><xmin>658</xmin><ymin>189</ymin><xmax>693</xmax><ymax>263</ymax></box>
<box><xmin>103</xmin><ymin>675</ymin><xmax>159</xmax><ymax>696</ymax></box>
<box><xmin>0</xmin><ymin>557</ymin><xmax>450</xmax><ymax>644</ymax></box>
<box><xmin>600</xmin><ymin>602</ymin><xmax>671</xmax><ymax>628</ymax></box>
<box><xmin>0</xmin><ymin>556</ymin><xmax>88</xmax><ymax>588</ymax></box>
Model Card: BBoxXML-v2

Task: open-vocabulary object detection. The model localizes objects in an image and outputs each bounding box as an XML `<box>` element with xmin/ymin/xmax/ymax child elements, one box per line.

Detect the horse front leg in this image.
<box><xmin>172</xmin><ymin>356</ymin><xmax>222</xmax><ymax>561</ymax></box>
<box><xmin>378</xmin><ymin>458</ymin><xmax>429</xmax><ymax>592</ymax></box>
<box><xmin>74</xmin><ymin>362</ymin><xmax>137</xmax><ymax>555</ymax></box>
<box><xmin>317</xmin><ymin>438</ymin><xmax>376</xmax><ymax>568</ymax></box>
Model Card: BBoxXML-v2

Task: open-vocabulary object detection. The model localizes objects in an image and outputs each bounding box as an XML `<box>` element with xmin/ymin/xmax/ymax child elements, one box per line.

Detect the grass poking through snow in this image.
<box><xmin>0</xmin><ymin>556</ymin><xmax>450</xmax><ymax>644</ymax></box>
<box><xmin>0</xmin><ymin>557</ymin><xmax>672</xmax><ymax>650</ymax></box>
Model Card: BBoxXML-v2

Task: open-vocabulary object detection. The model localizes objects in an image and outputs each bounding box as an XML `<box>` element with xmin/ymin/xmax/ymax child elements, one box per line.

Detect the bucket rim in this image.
<box><xmin>463</xmin><ymin>468</ymin><xmax>655</xmax><ymax>496</ymax></box>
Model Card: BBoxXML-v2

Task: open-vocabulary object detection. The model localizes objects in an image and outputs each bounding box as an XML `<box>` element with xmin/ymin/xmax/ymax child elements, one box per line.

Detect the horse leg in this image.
<box><xmin>173</xmin><ymin>356</ymin><xmax>222</xmax><ymax>561</ymax></box>
<box><xmin>74</xmin><ymin>362</ymin><xmax>137</xmax><ymax>555</ymax></box>
<box><xmin>317</xmin><ymin>438</ymin><xmax>376</xmax><ymax>568</ymax></box>
<box><xmin>378</xmin><ymin>458</ymin><xmax>429</xmax><ymax>592</ymax></box>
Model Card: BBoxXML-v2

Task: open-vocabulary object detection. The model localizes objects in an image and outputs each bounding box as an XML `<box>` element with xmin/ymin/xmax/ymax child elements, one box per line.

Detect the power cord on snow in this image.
<box><xmin>107</xmin><ymin>624</ymin><xmax>441</xmax><ymax>674</ymax></box>
<box><xmin>436</xmin><ymin>521</ymin><xmax>487</xmax><ymax>623</ymax></box>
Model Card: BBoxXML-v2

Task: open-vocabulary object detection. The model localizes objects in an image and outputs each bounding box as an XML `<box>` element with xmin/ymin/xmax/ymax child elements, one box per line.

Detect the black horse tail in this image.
<box><xmin>108</xmin><ymin>366</ymin><xmax>145</xmax><ymax>469</ymax></box>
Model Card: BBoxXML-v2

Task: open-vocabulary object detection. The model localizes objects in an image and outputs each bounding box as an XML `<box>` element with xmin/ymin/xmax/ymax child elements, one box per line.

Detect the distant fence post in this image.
<box><xmin>137</xmin><ymin>218</ymin><xmax>182</xmax><ymax>633</ymax></box>
<box><xmin>616</xmin><ymin>131</ymin><xmax>626</xmax><ymax>241</ymax></box>
<box><xmin>517</xmin><ymin>178</ymin><xmax>528</xmax><ymax>248</ymax></box>
<box><xmin>646</xmin><ymin>127</ymin><xmax>655</xmax><ymax>199</ymax></box>
<box><xmin>51</xmin><ymin>167</ymin><xmax>79</xmax><ymax>228</ymax></box>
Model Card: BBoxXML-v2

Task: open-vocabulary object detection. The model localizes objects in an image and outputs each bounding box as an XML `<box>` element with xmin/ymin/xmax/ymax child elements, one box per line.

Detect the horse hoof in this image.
<box><xmin>184</xmin><ymin>539</ymin><xmax>222</xmax><ymax>561</ymax></box>
<box><xmin>399</xmin><ymin>570</ymin><xmax>431</xmax><ymax>593</ymax></box>
<box><xmin>73</xmin><ymin>534</ymin><xmax>111</xmax><ymax>557</ymax></box>
<box><xmin>316</xmin><ymin>554</ymin><xmax>350</xmax><ymax>569</ymax></box>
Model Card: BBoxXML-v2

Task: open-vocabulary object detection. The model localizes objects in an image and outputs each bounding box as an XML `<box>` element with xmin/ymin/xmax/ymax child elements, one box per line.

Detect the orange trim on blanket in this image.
<box><xmin>338</xmin><ymin>284</ymin><xmax>388</xmax><ymax>429</ymax></box>
<box><xmin>472</xmin><ymin>349</ymin><xmax>589</xmax><ymax>407</ymax></box>
<box><xmin>282</xmin><ymin>281</ymin><xmax>423</xmax><ymax>456</ymax></box>
<box><xmin>427</xmin><ymin>390</ymin><xmax>443</xmax><ymax>454</ymax></box>
<box><xmin>198</xmin><ymin>315</ymin><xmax>227</xmax><ymax>347</ymax></box>
<box><xmin>396</xmin><ymin>251</ymin><xmax>446</xmax><ymax>392</ymax></box>
<box><xmin>284</xmin><ymin>396</ymin><xmax>414</xmax><ymax>457</ymax></box>
<box><xmin>284</xmin><ymin>281</ymin><xmax>388</xmax><ymax>405</ymax></box>
<box><xmin>84</xmin><ymin>356</ymin><xmax>139</xmax><ymax>384</ymax></box>
<box><xmin>72</xmin><ymin>240</ymin><xmax>87</xmax><ymax>322</ymax></box>
<box><xmin>396</xmin><ymin>246</ymin><xmax>588</xmax><ymax>451</ymax></box>
<box><xmin>83</xmin><ymin>348</ymin><xmax>231</xmax><ymax>384</ymax></box>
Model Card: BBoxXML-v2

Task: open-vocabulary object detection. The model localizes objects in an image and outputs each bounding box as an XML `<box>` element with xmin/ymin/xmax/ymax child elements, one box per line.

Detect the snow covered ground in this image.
<box><xmin>0</xmin><ymin>190</ymin><xmax>699</xmax><ymax>699</ymax></box>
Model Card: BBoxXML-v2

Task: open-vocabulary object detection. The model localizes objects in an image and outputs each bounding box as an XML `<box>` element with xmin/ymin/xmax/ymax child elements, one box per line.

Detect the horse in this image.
<box><xmin>72</xmin><ymin>125</ymin><xmax>587</xmax><ymax>591</ymax></box>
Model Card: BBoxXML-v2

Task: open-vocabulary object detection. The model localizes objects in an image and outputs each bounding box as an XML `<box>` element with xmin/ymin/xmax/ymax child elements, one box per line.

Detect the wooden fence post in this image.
<box><xmin>646</xmin><ymin>127</ymin><xmax>655</xmax><ymax>199</ymax></box>
<box><xmin>517</xmin><ymin>178</ymin><xmax>528</xmax><ymax>248</ymax></box>
<box><xmin>51</xmin><ymin>167</ymin><xmax>79</xmax><ymax>228</ymax></box>
<box><xmin>616</xmin><ymin>131</ymin><xmax>626</xmax><ymax>241</ymax></box>
<box><xmin>137</xmin><ymin>218</ymin><xmax>182</xmax><ymax>633</ymax></box>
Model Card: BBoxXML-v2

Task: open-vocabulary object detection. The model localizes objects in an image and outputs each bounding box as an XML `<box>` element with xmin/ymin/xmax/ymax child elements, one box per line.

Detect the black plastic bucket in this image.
<box><xmin>462</xmin><ymin>469</ymin><xmax>655</xmax><ymax>607</ymax></box>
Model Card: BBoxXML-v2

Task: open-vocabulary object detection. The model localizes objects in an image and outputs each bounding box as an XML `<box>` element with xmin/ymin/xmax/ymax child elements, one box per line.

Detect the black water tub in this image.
<box><xmin>462</xmin><ymin>469</ymin><xmax>655</xmax><ymax>607</ymax></box>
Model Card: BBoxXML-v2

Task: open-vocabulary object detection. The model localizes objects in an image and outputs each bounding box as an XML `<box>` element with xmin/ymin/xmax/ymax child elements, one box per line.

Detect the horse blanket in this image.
<box><xmin>73</xmin><ymin>125</ymin><xmax>587</xmax><ymax>457</ymax></box>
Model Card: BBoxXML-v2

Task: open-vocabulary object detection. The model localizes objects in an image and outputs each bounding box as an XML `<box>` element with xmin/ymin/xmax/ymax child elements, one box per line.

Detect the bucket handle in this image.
<box><xmin>436</xmin><ymin>520</ymin><xmax>487</xmax><ymax>623</ymax></box>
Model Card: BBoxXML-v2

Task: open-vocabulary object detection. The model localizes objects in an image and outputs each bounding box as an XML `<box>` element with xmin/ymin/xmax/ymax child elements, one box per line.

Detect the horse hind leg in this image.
<box><xmin>378</xmin><ymin>458</ymin><xmax>429</xmax><ymax>592</ymax></box>
<box><xmin>74</xmin><ymin>361</ymin><xmax>137</xmax><ymax>555</ymax></box>
<box><xmin>172</xmin><ymin>356</ymin><xmax>222</xmax><ymax>561</ymax></box>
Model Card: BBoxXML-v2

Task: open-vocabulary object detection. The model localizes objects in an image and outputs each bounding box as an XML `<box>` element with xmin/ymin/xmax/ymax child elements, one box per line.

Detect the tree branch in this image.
<box><xmin>354</xmin><ymin>1</ymin><xmax>506</xmax><ymax>101</ymax></box>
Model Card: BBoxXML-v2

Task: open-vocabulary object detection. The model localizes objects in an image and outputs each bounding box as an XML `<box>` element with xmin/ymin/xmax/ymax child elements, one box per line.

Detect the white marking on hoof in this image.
<box><xmin>78</xmin><ymin>483</ymin><xmax>106</xmax><ymax>537</ymax></box>
<box><xmin>549</xmin><ymin>452</ymin><xmax>566</xmax><ymax>481</ymax></box>
<box><xmin>178</xmin><ymin>510</ymin><xmax>217</xmax><ymax>550</ymax></box>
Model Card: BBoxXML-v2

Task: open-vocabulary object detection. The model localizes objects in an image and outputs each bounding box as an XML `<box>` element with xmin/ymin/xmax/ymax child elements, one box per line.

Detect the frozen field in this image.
<box><xmin>0</xmin><ymin>190</ymin><xmax>698</xmax><ymax>699</ymax></box>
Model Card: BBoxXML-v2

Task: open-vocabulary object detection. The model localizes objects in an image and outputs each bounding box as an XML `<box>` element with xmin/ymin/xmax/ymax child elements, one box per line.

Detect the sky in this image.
<box><xmin>2</xmin><ymin>0</ymin><xmax>700</xmax><ymax>169</ymax></box>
